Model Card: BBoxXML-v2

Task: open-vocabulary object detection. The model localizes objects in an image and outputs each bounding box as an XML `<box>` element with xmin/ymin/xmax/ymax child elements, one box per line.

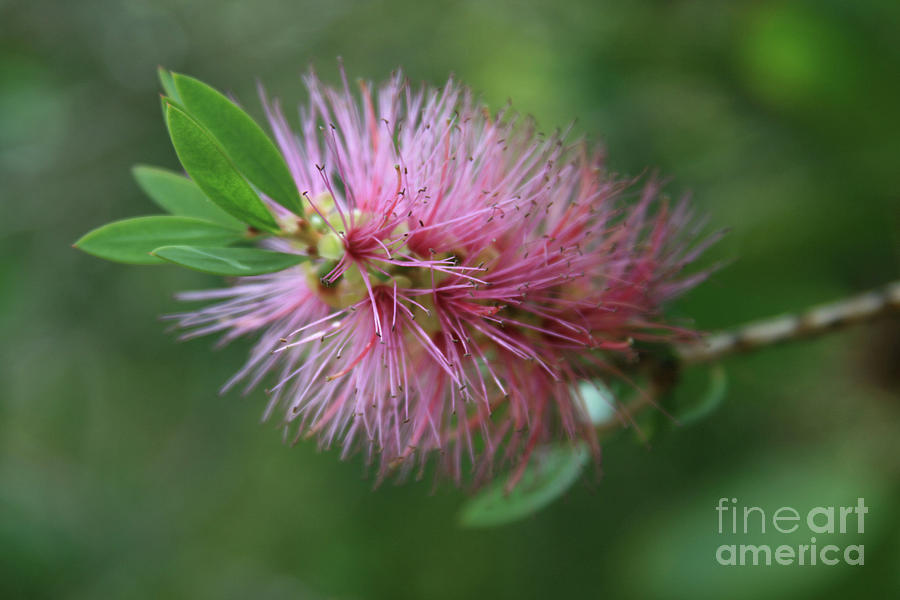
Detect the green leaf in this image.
<box><xmin>157</xmin><ymin>67</ymin><xmax>180</xmax><ymax>103</ymax></box>
<box><xmin>151</xmin><ymin>245</ymin><xmax>307</xmax><ymax>276</ymax></box>
<box><xmin>74</xmin><ymin>216</ymin><xmax>245</xmax><ymax>265</ymax></box>
<box><xmin>132</xmin><ymin>165</ymin><xmax>244</xmax><ymax>230</ymax></box>
<box><xmin>459</xmin><ymin>442</ymin><xmax>589</xmax><ymax>528</ymax></box>
<box><xmin>678</xmin><ymin>364</ymin><xmax>728</xmax><ymax>425</ymax></box>
<box><xmin>164</xmin><ymin>102</ymin><xmax>280</xmax><ymax>234</ymax></box>
<box><xmin>172</xmin><ymin>73</ymin><xmax>303</xmax><ymax>215</ymax></box>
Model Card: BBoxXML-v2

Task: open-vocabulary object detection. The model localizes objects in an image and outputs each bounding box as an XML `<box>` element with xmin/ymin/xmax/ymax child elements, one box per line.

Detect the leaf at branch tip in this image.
<box><xmin>458</xmin><ymin>442</ymin><xmax>589</xmax><ymax>528</ymax></box>
<box><xmin>171</xmin><ymin>73</ymin><xmax>304</xmax><ymax>216</ymax></box>
<box><xmin>164</xmin><ymin>102</ymin><xmax>280</xmax><ymax>234</ymax></box>
<box><xmin>157</xmin><ymin>67</ymin><xmax>181</xmax><ymax>103</ymax></box>
<box><xmin>74</xmin><ymin>216</ymin><xmax>245</xmax><ymax>265</ymax></box>
<box><xmin>151</xmin><ymin>245</ymin><xmax>307</xmax><ymax>276</ymax></box>
<box><xmin>132</xmin><ymin>165</ymin><xmax>244</xmax><ymax>230</ymax></box>
<box><xmin>678</xmin><ymin>364</ymin><xmax>728</xmax><ymax>425</ymax></box>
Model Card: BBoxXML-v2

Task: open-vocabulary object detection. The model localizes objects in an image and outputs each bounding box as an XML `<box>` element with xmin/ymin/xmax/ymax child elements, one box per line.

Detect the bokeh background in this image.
<box><xmin>2</xmin><ymin>0</ymin><xmax>899</xmax><ymax>598</ymax></box>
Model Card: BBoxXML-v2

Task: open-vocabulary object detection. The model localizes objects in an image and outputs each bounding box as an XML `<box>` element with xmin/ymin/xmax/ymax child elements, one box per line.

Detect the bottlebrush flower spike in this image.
<box><xmin>154</xmin><ymin>68</ymin><xmax>716</xmax><ymax>486</ymax></box>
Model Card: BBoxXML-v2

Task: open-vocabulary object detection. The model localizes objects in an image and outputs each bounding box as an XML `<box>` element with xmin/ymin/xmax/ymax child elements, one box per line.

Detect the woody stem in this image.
<box><xmin>675</xmin><ymin>281</ymin><xmax>900</xmax><ymax>366</ymax></box>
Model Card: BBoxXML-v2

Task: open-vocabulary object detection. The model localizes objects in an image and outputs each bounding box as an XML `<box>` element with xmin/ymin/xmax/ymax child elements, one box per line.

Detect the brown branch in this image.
<box><xmin>675</xmin><ymin>281</ymin><xmax>900</xmax><ymax>366</ymax></box>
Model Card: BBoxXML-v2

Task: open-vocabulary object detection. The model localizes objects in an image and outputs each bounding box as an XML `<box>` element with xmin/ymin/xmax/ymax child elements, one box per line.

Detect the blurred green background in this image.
<box><xmin>2</xmin><ymin>0</ymin><xmax>899</xmax><ymax>597</ymax></box>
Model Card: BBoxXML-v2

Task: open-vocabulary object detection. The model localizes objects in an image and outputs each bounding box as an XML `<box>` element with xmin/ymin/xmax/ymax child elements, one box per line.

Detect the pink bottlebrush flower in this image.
<box><xmin>168</xmin><ymin>69</ymin><xmax>716</xmax><ymax>486</ymax></box>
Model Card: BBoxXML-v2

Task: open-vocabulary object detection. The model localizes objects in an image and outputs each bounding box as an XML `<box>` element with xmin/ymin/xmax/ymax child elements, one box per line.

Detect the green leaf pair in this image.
<box><xmin>162</xmin><ymin>70</ymin><xmax>303</xmax><ymax>223</ymax></box>
<box><xmin>164</xmin><ymin>102</ymin><xmax>281</xmax><ymax>234</ymax></box>
<box><xmin>75</xmin><ymin>216</ymin><xmax>244</xmax><ymax>265</ymax></box>
<box><xmin>75</xmin><ymin>215</ymin><xmax>306</xmax><ymax>275</ymax></box>
<box><xmin>76</xmin><ymin>69</ymin><xmax>308</xmax><ymax>278</ymax></box>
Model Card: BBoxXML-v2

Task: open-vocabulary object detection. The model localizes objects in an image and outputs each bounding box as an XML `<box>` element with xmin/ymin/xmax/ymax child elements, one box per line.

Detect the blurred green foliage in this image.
<box><xmin>1</xmin><ymin>0</ymin><xmax>898</xmax><ymax>598</ymax></box>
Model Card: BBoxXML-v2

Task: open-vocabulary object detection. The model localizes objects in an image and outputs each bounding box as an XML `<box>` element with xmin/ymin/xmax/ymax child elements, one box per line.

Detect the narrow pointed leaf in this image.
<box><xmin>164</xmin><ymin>102</ymin><xmax>280</xmax><ymax>234</ymax></box>
<box><xmin>74</xmin><ymin>216</ymin><xmax>245</xmax><ymax>265</ymax></box>
<box><xmin>459</xmin><ymin>443</ymin><xmax>589</xmax><ymax>528</ymax></box>
<box><xmin>157</xmin><ymin>67</ymin><xmax>180</xmax><ymax>103</ymax></box>
<box><xmin>132</xmin><ymin>165</ymin><xmax>244</xmax><ymax>230</ymax></box>
<box><xmin>172</xmin><ymin>73</ymin><xmax>303</xmax><ymax>215</ymax></box>
<box><xmin>152</xmin><ymin>245</ymin><xmax>307</xmax><ymax>276</ymax></box>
